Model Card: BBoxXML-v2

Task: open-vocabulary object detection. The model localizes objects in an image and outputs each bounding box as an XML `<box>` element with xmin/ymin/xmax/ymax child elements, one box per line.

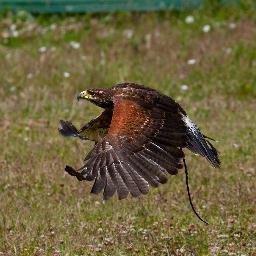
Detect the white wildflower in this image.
<box><xmin>50</xmin><ymin>23</ymin><xmax>57</xmax><ymax>31</ymax></box>
<box><xmin>177</xmin><ymin>247</ymin><xmax>185</xmax><ymax>253</ymax></box>
<box><xmin>180</xmin><ymin>84</ymin><xmax>189</xmax><ymax>91</ymax></box>
<box><xmin>10</xmin><ymin>24</ymin><xmax>17</xmax><ymax>31</ymax></box>
<box><xmin>185</xmin><ymin>15</ymin><xmax>194</xmax><ymax>24</ymax></box>
<box><xmin>12</xmin><ymin>30</ymin><xmax>19</xmax><ymax>38</ymax></box>
<box><xmin>27</xmin><ymin>73</ymin><xmax>33</xmax><ymax>79</ymax></box>
<box><xmin>9</xmin><ymin>86</ymin><xmax>16</xmax><ymax>92</ymax></box>
<box><xmin>233</xmin><ymin>143</ymin><xmax>239</xmax><ymax>149</ymax></box>
<box><xmin>187</xmin><ymin>59</ymin><xmax>197</xmax><ymax>65</ymax></box>
<box><xmin>5</xmin><ymin>53</ymin><xmax>11</xmax><ymax>59</ymax></box>
<box><xmin>229</xmin><ymin>23</ymin><xmax>236</xmax><ymax>30</ymax></box>
<box><xmin>95</xmin><ymin>201</ymin><xmax>100</xmax><ymax>206</ymax></box>
<box><xmin>63</xmin><ymin>72</ymin><xmax>70</xmax><ymax>78</ymax></box>
<box><xmin>38</xmin><ymin>46</ymin><xmax>47</xmax><ymax>53</ymax></box>
<box><xmin>70</xmin><ymin>41</ymin><xmax>80</xmax><ymax>49</ymax></box>
<box><xmin>202</xmin><ymin>24</ymin><xmax>211</xmax><ymax>33</ymax></box>
<box><xmin>225</xmin><ymin>47</ymin><xmax>232</xmax><ymax>55</ymax></box>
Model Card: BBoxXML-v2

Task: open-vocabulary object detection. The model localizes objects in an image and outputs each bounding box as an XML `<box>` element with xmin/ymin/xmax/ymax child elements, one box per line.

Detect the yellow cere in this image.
<box><xmin>81</xmin><ymin>91</ymin><xmax>93</xmax><ymax>99</ymax></box>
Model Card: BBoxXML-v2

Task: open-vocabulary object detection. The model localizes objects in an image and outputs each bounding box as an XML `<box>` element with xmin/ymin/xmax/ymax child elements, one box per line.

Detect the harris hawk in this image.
<box><xmin>59</xmin><ymin>83</ymin><xmax>220</xmax><ymax>224</ymax></box>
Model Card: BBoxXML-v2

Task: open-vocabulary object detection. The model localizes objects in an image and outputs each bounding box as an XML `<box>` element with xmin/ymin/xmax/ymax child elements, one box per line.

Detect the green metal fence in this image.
<box><xmin>0</xmin><ymin>0</ymin><xmax>237</xmax><ymax>14</ymax></box>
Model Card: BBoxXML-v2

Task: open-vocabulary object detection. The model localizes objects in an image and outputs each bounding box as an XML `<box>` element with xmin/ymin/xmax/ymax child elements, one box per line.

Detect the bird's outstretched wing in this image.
<box><xmin>66</xmin><ymin>93</ymin><xmax>188</xmax><ymax>200</ymax></box>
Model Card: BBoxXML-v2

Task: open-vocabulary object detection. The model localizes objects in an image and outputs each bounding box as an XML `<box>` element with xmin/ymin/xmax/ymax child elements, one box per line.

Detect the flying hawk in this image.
<box><xmin>59</xmin><ymin>83</ymin><xmax>220</xmax><ymax>224</ymax></box>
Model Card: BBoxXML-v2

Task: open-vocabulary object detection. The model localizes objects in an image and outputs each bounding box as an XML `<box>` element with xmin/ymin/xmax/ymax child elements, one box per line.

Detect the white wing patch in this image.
<box><xmin>182</xmin><ymin>115</ymin><xmax>198</xmax><ymax>133</ymax></box>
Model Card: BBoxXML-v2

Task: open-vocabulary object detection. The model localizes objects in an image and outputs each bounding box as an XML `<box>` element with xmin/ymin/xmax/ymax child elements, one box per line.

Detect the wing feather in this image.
<box><xmin>103</xmin><ymin>169</ymin><xmax>116</xmax><ymax>200</ymax></box>
<box><xmin>122</xmin><ymin>161</ymin><xmax>149</xmax><ymax>195</ymax></box>
<box><xmin>91</xmin><ymin>168</ymin><xmax>106</xmax><ymax>194</ymax></box>
<box><xmin>115</xmin><ymin>162</ymin><xmax>141</xmax><ymax>197</ymax></box>
<box><xmin>108</xmin><ymin>163</ymin><xmax>129</xmax><ymax>200</ymax></box>
<box><xmin>124</xmin><ymin>152</ymin><xmax>161</xmax><ymax>187</ymax></box>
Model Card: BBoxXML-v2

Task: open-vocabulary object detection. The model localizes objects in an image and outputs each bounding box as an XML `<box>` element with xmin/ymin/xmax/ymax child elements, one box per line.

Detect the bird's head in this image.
<box><xmin>77</xmin><ymin>88</ymin><xmax>113</xmax><ymax>108</ymax></box>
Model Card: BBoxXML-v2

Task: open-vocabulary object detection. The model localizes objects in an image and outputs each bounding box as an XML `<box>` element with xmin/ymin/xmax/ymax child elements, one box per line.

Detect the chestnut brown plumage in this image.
<box><xmin>59</xmin><ymin>83</ymin><xmax>220</xmax><ymax>224</ymax></box>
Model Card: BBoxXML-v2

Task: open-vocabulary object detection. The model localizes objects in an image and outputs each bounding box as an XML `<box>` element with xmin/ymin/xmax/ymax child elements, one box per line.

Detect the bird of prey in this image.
<box><xmin>59</xmin><ymin>82</ymin><xmax>220</xmax><ymax>224</ymax></box>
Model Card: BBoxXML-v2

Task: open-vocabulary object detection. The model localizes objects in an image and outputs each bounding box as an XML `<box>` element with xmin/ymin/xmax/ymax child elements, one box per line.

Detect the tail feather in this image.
<box><xmin>183</xmin><ymin>116</ymin><xmax>220</xmax><ymax>168</ymax></box>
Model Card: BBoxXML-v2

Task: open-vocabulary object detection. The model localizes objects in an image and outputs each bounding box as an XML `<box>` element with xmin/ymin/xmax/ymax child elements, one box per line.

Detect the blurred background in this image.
<box><xmin>0</xmin><ymin>0</ymin><xmax>241</xmax><ymax>13</ymax></box>
<box><xmin>0</xmin><ymin>1</ymin><xmax>255</xmax><ymax>255</ymax></box>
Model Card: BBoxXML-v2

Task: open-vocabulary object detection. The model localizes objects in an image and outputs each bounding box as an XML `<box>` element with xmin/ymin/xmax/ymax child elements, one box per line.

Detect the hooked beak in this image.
<box><xmin>77</xmin><ymin>90</ymin><xmax>93</xmax><ymax>101</ymax></box>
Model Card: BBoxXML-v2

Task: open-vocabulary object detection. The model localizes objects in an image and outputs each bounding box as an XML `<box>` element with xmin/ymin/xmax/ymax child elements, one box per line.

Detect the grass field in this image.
<box><xmin>0</xmin><ymin>3</ymin><xmax>256</xmax><ymax>255</ymax></box>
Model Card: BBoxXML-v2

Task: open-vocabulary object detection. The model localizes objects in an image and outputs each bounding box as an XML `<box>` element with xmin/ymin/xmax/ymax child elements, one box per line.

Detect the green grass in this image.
<box><xmin>0</xmin><ymin>4</ymin><xmax>256</xmax><ymax>255</ymax></box>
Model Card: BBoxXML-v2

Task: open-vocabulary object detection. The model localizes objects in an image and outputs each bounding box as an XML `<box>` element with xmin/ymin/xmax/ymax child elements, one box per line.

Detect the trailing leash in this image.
<box><xmin>183</xmin><ymin>158</ymin><xmax>209</xmax><ymax>225</ymax></box>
